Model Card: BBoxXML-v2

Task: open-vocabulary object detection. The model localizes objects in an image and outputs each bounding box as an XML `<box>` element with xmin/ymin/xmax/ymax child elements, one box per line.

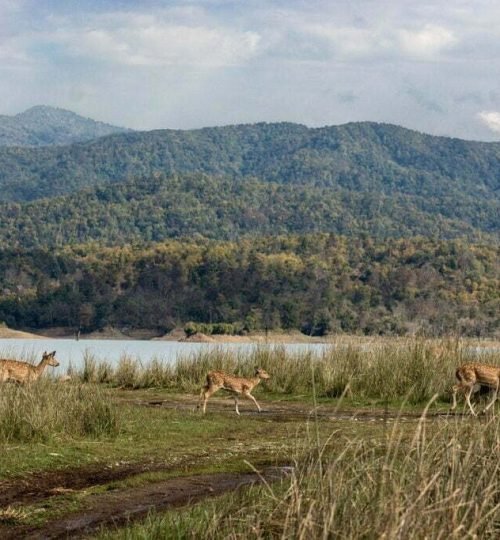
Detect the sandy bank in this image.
<box><xmin>0</xmin><ymin>326</ymin><xmax>47</xmax><ymax>339</ymax></box>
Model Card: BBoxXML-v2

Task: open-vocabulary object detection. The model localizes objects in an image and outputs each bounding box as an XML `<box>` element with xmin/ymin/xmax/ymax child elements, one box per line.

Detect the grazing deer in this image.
<box><xmin>198</xmin><ymin>367</ymin><xmax>270</xmax><ymax>415</ymax></box>
<box><xmin>451</xmin><ymin>363</ymin><xmax>500</xmax><ymax>416</ymax></box>
<box><xmin>0</xmin><ymin>351</ymin><xmax>60</xmax><ymax>384</ymax></box>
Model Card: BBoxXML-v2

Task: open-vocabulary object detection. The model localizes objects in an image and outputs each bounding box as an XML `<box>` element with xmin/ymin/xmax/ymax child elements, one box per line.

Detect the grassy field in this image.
<box><xmin>0</xmin><ymin>338</ymin><xmax>499</xmax><ymax>538</ymax></box>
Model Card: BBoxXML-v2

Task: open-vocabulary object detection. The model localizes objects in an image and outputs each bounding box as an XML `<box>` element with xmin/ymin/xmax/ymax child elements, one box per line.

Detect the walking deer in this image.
<box><xmin>451</xmin><ymin>363</ymin><xmax>500</xmax><ymax>415</ymax></box>
<box><xmin>0</xmin><ymin>351</ymin><xmax>60</xmax><ymax>384</ymax></box>
<box><xmin>198</xmin><ymin>367</ymin><xmax>270</xmax><ymax>415</ymax></box>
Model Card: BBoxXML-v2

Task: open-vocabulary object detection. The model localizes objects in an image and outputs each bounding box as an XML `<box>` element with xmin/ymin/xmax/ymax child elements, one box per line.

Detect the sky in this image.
<box><xmin>1</xmin><ymin>0</ymin><xmax>500</xmax><ymax>140</ymax></box>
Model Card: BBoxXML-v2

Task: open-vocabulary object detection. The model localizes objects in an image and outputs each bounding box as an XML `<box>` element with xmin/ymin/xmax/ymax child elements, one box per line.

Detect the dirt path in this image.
<box><xmin>127</xmin><ymin>394</ymin><xmax>462</xmax><ymax>422</ymax></box>
<box><xmin>3</xmin><ymin>467</ymin><xmax>290</xmax><ymax>540</ymax></box>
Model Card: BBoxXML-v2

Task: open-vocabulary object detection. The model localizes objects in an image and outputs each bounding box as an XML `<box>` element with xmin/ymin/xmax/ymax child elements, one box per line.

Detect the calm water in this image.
<box><xmin>0</xmin><ymin>339</ymin><xmax>332</xmax><ymax>375</ymax></box>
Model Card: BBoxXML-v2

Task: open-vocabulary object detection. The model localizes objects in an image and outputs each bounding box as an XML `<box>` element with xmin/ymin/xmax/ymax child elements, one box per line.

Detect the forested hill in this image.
<box><xmin>0</xmin><ymin>106</ymin><xmax>129</xmax><ymax>147</ymax></box>
<box><xmin>0</xmin><ymin>121</ymin><xmax>498</xmax><ymax>240</ymax></box>
<box><xmin>0</xmin><ymin>173</ymin><xmax>490</xmax><ymax>248</ymax></box>
<box><xmin>0</xmin><ymin>121</ymin><xmax>499</xmax><ymax>202</ymax></box>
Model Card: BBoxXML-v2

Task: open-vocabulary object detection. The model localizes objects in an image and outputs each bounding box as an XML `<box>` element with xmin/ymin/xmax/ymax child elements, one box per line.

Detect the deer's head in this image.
<box><xmin>42</xmin><ymin>350</ymin><xmax>60</xmax><ymax>367</ymax></box>
<box><xmin>255</xmin><ymin>367</ymin><xmax>270</xmax><ymax>380</ymax></box>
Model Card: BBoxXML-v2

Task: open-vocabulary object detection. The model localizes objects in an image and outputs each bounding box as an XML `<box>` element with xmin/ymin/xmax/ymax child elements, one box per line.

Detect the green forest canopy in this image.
<box><xmin>0</xmin><ymin>235</ymin><xmax>498</xmax><ymax>337</ymax></box>
<box><xmin>0</xmin><ymin>121</ymin><xmax>498</xmax><ymax>238</ymax></box>
<box><xmin>0</xmin><ymin>173</ymin><xmax>492</xmax><ymax>248</ymax></box>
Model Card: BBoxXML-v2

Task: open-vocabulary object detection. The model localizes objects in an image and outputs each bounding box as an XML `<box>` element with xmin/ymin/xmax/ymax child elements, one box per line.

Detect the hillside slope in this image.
<box><xmin>0</xmin><ymin>173</ymin><xmax>489</xmax><ymax>247</ymax></box>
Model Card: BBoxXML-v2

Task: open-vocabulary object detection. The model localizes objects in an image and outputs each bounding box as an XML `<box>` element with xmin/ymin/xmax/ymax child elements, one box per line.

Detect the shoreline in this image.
<box><xmin>0</xmin><ymin>326</ymin><xmax>499</xmax><ymax>349</ymax></box>
<box><xmin>0</xmin><ymin>326</ymin><xmax>333</xmax><ymax>344</ymax></box>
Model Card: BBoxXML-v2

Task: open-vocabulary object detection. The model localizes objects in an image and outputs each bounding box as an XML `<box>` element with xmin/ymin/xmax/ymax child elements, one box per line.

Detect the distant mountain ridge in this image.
<box><xmin>0</xmin><ymin>118</ymin><xmax>498</xmax><ymax>243</ymax></box>
<box><xmin>0</xmin><ymin>105</ymin><xmax>130</xmax><ymax>146</ymax></box>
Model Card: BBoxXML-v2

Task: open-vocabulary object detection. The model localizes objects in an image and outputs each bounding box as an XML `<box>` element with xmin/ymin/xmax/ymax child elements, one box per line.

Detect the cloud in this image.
<box><xmin>42</xmin><ymin>12</ymin><xmax>262</xmax><ymax>68</ymax></box>
<box><xmin>336</xmin><ymin>91</ymin><xmax>358</xmax><ymax>104</ymax></box>
<box><xmin>398</xmin><ymin>24</ymin><xmax>457</xmax><ymax>58</ymax></box>
<box><xmin>454</xmin><ymin>92</ymin><xmax>483</xmax><ymax>106</ymax></box>
<box><xmin>275</xmin><ymin>17</ymin><xmax>458</xmax><ymax>64</ymax></box>
<box><xmin>405</xmin><ymin>87</ymin><xmax>444</xmax><ymax>113</ymax></box>
<box><xmin>477</xmin><ymin>111</ymin><xmax>500</xmax><ymax>133</ymax></box>
<box><xmin>0</xmin><ymin>0</ymin><xmax>24</xmax><ymax>16</ymax></box>
<box><xmin>0</xmin><ymin>9</ymin><xmax>262</xmax><ymax>69</ymax></box>
<box><xmin>71</xmin><ymin>27</ymin><xmax>259</xmax><ymax>68</ymax></box>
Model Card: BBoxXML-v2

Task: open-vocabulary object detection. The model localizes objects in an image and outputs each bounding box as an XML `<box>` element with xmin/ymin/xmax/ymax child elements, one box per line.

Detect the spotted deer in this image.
<box><xmin>198</xmin><ymin>367</ymin><xmax>270</xmax><ymax>415</ymax></box>
<box><xmin>0</xmin><ymin>351</ymin><xmax>60</xmax><ymax>384</ymax></box>
<box><xmin>451</xmin><ymin>363</ymin><xmax>500</xmax><ymax>416</ymax></box>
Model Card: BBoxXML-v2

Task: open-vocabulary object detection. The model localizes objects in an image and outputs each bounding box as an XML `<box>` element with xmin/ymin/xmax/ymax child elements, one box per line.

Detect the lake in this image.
<box><xmin>0</xmin><ymin>338</ymin><xmax>333</xmax><ymax>374</ymax></box>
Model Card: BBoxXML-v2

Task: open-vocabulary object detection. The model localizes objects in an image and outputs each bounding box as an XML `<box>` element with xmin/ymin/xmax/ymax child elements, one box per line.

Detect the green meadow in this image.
<box><xmin>0</xmin><ymin>338</ymin><xmax>498</xmax><ymax>538</ymax></box>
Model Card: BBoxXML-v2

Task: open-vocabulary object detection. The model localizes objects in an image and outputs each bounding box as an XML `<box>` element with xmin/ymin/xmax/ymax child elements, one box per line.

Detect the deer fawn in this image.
<box><xmin>451</xmin><ymin>363</ymin><xmax>500</xmax><ymax>416</ymax></box>
<box><xmin>198</xmin><ymin>367</ymin><xmax>270</xmax><ymax>415</ymax></box>
<box><xmin>0</xmin><ymin>351</ymin><xmax>60</xmax><ymax>384</ymax></box>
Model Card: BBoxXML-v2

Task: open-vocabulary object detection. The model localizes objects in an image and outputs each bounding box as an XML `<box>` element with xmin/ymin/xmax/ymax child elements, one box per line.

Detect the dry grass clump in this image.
<box><xmin>274</xmin><ymin>417</ymin><xmax>499</xmax><ymax>538</ymax></box>
<box><xmin>0</xmin><ymin>506</ymin><xmax>30</xmax><ymax>525</ymax></box>
<box><xmin>0</xmin><ymin>380</ymin><xmax>120</xmax><ymax>442</ymax></box>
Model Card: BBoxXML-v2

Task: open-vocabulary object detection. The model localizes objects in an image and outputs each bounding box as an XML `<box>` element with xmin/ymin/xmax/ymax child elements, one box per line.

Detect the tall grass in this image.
<box><xmin>76</xmin><ymin>339</ymin><xmax>496</xmax><ymax>404</ymax></box>
<box><xmin>0</xmin><ymin>380</ymin><xmax>120</xmax><ymax>442</ymax></box>
<box><xmin>97</xmin><ymin>410</ymin><xmax>500</xmax><ymax>539</ymax></box>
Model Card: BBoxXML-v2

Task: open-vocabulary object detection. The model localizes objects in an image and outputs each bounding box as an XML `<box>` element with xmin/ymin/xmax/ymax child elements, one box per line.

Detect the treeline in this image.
<box><xmin>0</xmin><ymin>173</ymin><xmax>489</xmax><ymax>248</ymax></box>
<box><xmin>0</xmin><ymin>235</ymin><xmax>498</xmax><ymax>337</ymax></box>
<box><xmin>0</xmin><ymin>122</ymin><xmax>498</xmax><ymax>237</ymax></box>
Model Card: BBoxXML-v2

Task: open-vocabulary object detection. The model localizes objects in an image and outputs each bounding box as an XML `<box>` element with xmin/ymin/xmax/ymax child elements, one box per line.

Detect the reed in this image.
<box><xmin>138</xmin><ymin>357</ymin><xmax>174</xmax><ymax>388</ymax></box>
<box><xmin>114</xmin><ymin>355</ymin><xmax>141</xmax><ymax>388</ymax></box>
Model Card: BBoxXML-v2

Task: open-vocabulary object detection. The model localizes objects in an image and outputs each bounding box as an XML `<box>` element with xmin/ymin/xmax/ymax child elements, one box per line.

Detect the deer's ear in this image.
<box><xmin>51</xmin><ymin>351</ymin><xmax>56</xmax><ymax>356</ymax></box>
<box><xmin>43</xmin><ymin>351</ymin><xmax>47</xmax><ymax>355</ymax></box>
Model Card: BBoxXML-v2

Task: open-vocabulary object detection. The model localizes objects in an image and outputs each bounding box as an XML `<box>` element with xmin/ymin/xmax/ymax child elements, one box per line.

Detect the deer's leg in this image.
<box><xmin>482</xmin><ymin>380</ymin><xmax>499</xmax><ymax>414</ymax></box>
<box><xmin>197</xmin><ymin>382</ymin><xmax>211</xmax><ymax>412</ymax></box>
<box><xmin>200</xmin><ymin>386</ymin><xmax>217</xmax><ymax>414</ymax></box>
<box><xmin>464</xmin><ymin>384</ymin><xmax>477</xmax><ymax>416</ymax></box>
<box><xmin>244</xmin><ymin>391</ymin><xmax>262</xmax><ymax>413</ymax></box>
<box><xmin>202</xmin><ymin>390</ymin><xmax>209</xmax><ymax>414</ymax></box>
<box><xmin>451</xmin><ymin>384</ymin><xmax>460</xmax><ymax>410</ymax></box>
<box><xmin>197</xmin><ymin>386</ymin><xmax>206</xmax><ymax>410</ymax></box>
<box><xmin>234</xmin><ymin>395</ymin><xmax>240</xmax><ymax>415</ymax></box>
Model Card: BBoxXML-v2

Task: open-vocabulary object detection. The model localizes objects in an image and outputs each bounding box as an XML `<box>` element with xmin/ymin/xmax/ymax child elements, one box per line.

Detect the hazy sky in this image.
<box><xmin>1</xmin><ymin>0</ymin><xmax>500</xmax><ymax>140</ymax></box>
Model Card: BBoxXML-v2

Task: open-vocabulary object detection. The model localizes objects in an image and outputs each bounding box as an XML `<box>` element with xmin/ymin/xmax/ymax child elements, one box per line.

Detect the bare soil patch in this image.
<box><xmin>0</xmin><ymin>461</ymin><xmax>170</xmax><ymax>509</ymax></box>
<box><xmin>3</xmin><ymin>467</ymin><xmax>289</xmax><ymax>540</ymax></box>
<box><xmin>179</xmin><ymin>332</ymin><xmax>216</xmax><ymax>343</ymax></box>
<box><xmin>0</xmin><ymin>326</ymin><xmax>46</xmax><ymax>339</ymax></box>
